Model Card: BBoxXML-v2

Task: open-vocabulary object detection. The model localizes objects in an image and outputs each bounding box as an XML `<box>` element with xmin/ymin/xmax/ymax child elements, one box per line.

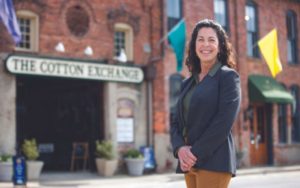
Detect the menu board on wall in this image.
<box><xmin>117</xmin><ymin>118</ymin><xmax>134</xmax><ymax>142</ymax></box>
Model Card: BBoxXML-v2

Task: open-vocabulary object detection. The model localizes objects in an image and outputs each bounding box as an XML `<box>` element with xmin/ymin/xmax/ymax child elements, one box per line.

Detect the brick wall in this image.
<box><xmin>162</xmin><ymin>0</ymin><xmax>300</xmax><ymax>167</ymax></box>
<box><xmin>13</xmin><ymin>0</ymin><xmax>162</xmax><ymax>64</ymax></box>
<box><xmin>1</xmin><ymin>0</ymin><xmax>299</xmax><ymax>170</ymax></box>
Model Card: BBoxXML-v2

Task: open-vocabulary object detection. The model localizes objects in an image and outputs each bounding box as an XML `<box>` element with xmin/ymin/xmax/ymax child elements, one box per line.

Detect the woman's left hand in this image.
<box><xmin>178</xmin><ymin>146</ymin><xmax>197</xmax><ymax>171</ymax></box>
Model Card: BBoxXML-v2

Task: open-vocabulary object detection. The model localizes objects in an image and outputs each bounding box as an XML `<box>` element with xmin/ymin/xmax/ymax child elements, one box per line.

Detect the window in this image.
<box><xmin>286</xmin><ymin>10</ymin><xmax>298</xmax><ymax>64</ymax></box>
<box><xmin>16</xmin><ymin>10</ymin><xmax>39</xmax><ymax>52</ymax></box>
<box><xmin>291</xmin><ymin>85</ymin><xmax>300</xmax><ymax>142</ymax></box>
<box><xmin>245</xmin><ymin>1</ymin><xmax>259</xmax><ymax>58</ymax></box>
<box><xmin>278</xmin><ymin>83</ymin><xmax>288</xmax><ymax>143</ymax></box>
<box><xmin>257</xmin><ymin>106</ymin><xmax>265</xmax><ymax>143</ymax></box>
<box><xmin>114</xmin><ymin>23</ymin><xmax>133</xmax><ymax>61</ymax></box>
<box><xmin>114</xmin><ymin>31</ymin><xmax>125</xmax><ymax>56</ymax></box>
<box><xmin>167</xmin><ymin>0</ymin><xmax>183</xmax><ymax>31</ymax></box>
<box><xmin>278</xmin><ymin>104</ymin><xmax>287</xmax><ymax>143</ymax></box>
<box><xmin>214</xmin><ymin>0</ymin><xmax>229</xmax><ymax>32</ymax></box>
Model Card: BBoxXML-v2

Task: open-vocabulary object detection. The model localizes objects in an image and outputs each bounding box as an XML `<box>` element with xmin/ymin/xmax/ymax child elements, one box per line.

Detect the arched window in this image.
<box><xmin>286</xmin><ymin>10</ymin><xmax>298</xmax><ymax>64</ymax></box>
<box><xmin>16</xmin><ymin>10</ymin><xmax>39</xmax><ymax>52</ymax></box>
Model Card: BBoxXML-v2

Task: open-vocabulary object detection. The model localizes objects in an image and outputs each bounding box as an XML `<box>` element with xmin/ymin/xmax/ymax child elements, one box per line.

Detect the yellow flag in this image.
<box><xmin>258</xmin><ymin>29</ymin><xmax>282</xmax><ymax>77</ymax></box>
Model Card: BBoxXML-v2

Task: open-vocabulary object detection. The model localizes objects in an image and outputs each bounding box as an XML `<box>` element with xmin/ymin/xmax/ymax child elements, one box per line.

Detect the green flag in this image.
<box><xmin>168</xmin><ymin>19</ymin><xmax>186</xmax><ymax>72</ymax></box>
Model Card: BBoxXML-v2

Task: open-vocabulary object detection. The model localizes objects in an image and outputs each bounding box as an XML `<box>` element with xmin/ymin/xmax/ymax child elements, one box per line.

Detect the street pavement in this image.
<box><xmin>230</xmin><ymin>171</ymin><xmax>300</xmax><ymax>188</ymax></box>
<box><xmin>1</xmin><ymin>165</ymin><xmax>300</xmax><ymax>188</ymax></box>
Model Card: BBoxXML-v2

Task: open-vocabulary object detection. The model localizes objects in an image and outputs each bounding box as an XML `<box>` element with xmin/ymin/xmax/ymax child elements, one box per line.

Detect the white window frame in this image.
<box><xmin>16</xmin><ymin>10</ymin><xmax>39</xmax><ymax>52</ymax></box>
<box><xmin>114</xmin><ymin>23</ymin><xmax>133</xmax><ymax>61</ymax></box>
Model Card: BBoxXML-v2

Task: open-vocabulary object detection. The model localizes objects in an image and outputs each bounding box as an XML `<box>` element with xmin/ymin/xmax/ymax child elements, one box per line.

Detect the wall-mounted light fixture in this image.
<box><xmin>55</xmin><ymin>42</ymin><xmax>65</xmax><ymax>52</ymax></box>
<box><xmin>84</xmin><ymin>46</ymin><xmax>93</xmax><ymax>56</ymax></box>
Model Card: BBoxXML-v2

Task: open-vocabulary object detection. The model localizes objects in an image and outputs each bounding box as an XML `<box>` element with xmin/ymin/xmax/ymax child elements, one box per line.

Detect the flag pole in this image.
<box><xmin>157</xmin><ymin>33</ymin><xmax>169</xmax><ymax>46</ymax></box>
<box><xmin>157</xmin><ymin>18</ymin><xmax>185</xmax><ymax>46</ymax></box>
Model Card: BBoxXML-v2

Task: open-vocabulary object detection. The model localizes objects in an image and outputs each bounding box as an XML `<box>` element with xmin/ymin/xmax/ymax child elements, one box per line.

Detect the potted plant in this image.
<box><xmin>124</xmin><ymin>148</ymin><xmax>144</xmax><ymax>176</ymax></box>
<box><xmin>22</xmin><ymin>139</ymin><xmax>44</xmax><ymax>180</ymax></box>
<box><xmin>95</xmin><ymin>140</ymin><xmax>118</xmax><ymax>176</ymax></box>
<box><xmin>0</xmin><ymin>154</ymin><xmax>13</xmax><ymax>181</ymax></box>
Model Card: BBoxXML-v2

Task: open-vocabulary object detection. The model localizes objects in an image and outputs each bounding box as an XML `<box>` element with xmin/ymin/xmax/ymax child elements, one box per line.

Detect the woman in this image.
<box><xmin>170</xmin><ymin>19</ymin><xmax>241</xmax><ymax>188</ymax></box>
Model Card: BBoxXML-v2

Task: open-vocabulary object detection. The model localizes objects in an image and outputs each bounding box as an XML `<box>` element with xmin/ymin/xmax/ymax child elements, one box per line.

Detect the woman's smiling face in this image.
<box><xmin>195</xmin><ymin>27</ymin><xmax>219</xmax><ymax>65</ymax></box>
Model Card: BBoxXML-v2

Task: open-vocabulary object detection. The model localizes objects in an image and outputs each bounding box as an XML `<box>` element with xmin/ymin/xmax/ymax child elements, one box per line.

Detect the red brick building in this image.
<box><xmin>0</xmin><ymin>0</ymin><xmax>165</xmax><ymax>171</ymax></box>
<box><xmin>162</xmin><ymin>0</ymin><xmax>300</xmax><ymax>168</ymax></box>
<box><xmin>0</xmin><ymin>0</ymin><xmax>299</xmax><ymax>173</ymax></box>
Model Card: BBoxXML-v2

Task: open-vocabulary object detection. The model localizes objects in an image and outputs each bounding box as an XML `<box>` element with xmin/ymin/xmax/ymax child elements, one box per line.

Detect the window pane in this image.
<box><xmin>291</xmin><ymin>88</ymin><xmax>297</xmax><ymax>115</ymax></box>
<box><xmin>17</xmin><ymin>17</ymin><xmax>31</xmax><ymax>50</ymax></box>
<box><xmin>292</xmin><ymin>117</ymin><xmax>300</xmax><ymax>142</ymax></box>
<box><xmin>168</xmin><ymin>17</ymin><xmax>181</xmax><ymax>31</ymax></box>
<box><xmin>19</xmin><ymin>18</ymin><xmax>24</xmax><ymax>24</ymax></box>
<box><xmin>25</xmin><ymin>42</ymin><xmax>30</xmax><ymax>49</ymax></box>
<box><xmin>167</xmin><ymin>0</ymin><xmax>182</xmax><ymax>30</ymax></box>
<box><xmin>20</xmin><ymin>26</ymin><xmax>25</xmax><ymax>32</ymax></box>
<box><xmin>214</xmin><ymin>0</ymin><xmax>226</xmax><ymax>28</ymax></box>
<box><xmin>287</xmin><ymin>11</ymin><xmax>296</xmax><ymax>38</ymax></box>
<box><xmin>246</xmin><ymin>2</ymin><xmax>258</xmax><ymax>58</ymax></box>
<box><xmin>286</xmin><ymin>11</ymin><xmax>298</xmax><ymax>64</ymax></box>
<box><xmin>247</xmin><ymin>33</ymin><xmax>253</xmax><ymax>56</ymax></box>
<box><xmin>246</xmin><ymin>6</ymin><xmax>256</xmax><ymax>32</ymax></box>
<box><xmin>278</xmin><ymin>104</ymin><xmax>287</xmax><ymax>143</ymax></box>
<box><xmin>287</xmin><ymin>39</ymin><xmax>293</xmax><ymax>63</ymax></box>
<box><xmin>167</xmin><ymin>0</ymin><xmax>180</xmax><ymax>18</ymax></box>
<box><xmin>291</xmin><ymin>86</ymin><xmax>300</xmax><ymax>142</ymax></box>
<box><xmin>114</xmin><ymin>31</ymin><xmax>126</xmax><ymax>56</ymax></box>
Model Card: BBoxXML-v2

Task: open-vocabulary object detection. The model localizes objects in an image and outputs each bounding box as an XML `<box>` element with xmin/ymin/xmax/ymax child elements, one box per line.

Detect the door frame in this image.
<box><xmin>249</xmin><ymin>103</ymin><xmax>273</xmax><ymax>166</ymax></box>
<box><xmin>16</xmin><ymin>75</ymin><xmax>104</xmax><ymax>171</ymax></box>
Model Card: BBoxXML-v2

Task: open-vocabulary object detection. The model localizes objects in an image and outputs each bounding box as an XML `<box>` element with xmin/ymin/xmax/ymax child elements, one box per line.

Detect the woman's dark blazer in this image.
<box><xmin>170</xmin><ymin>62</ymin><xmax>241</xmax><ymax>176</ymax></box>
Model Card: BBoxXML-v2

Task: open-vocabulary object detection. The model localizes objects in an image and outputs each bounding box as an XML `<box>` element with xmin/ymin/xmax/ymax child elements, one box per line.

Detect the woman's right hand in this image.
<box><xmin>178</xmin><ymin>146</ymin><xmax>197</xmax><ymax>171</ymax></box>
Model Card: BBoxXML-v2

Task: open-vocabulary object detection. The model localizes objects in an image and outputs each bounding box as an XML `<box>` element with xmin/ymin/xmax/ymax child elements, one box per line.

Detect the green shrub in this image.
<box><xmin>0</xmin><ymin>154</ymin><xmax>12</xmax><ymax>162</ymax></box>
<box><xmin>22</xmin><ymin>139</ymin><xmax>39</xmax><ymax>160</ymax></box>
<box><xmin>95</xmin><ymin>140</ymin><xmax>115</xmax><ymax>160</ymax></box>
<box><xmin>124</xmin><ymin>148</ymin><xmax>143</xmax><ymax>159</ymax></box>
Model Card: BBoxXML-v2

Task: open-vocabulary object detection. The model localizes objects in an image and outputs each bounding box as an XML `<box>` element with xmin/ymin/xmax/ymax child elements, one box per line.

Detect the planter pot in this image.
<box><xmin>125</xmin><ymin>158</ymin><xmax>145</xmax><ymax>176</ymax></box>
<box><xmin>95</xmin><ymin>158</ymin><xmax>118</xmax><ymax>176</ymax></box>
<box><xmin>0</xmin><ymin>162</ymin><xmax>13</xmax><ymax>181</ymax></box>
<box><xmin>26</xmin><ymin>161</ymin><xmax>44</xmax><ymax>181</ymax></box>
